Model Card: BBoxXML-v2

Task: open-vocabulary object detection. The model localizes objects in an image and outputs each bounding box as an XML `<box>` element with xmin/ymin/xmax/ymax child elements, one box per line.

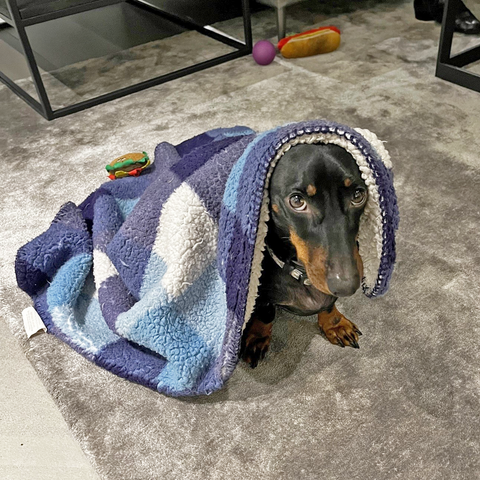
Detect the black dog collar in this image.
<box><xmin>265</xmin><ymin>244</ymin><xmax>312</xmax><ymax>286</ymax></box>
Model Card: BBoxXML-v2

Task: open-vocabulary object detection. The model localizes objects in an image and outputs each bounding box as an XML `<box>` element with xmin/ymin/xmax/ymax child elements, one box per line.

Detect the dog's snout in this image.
<box><xmin>327</xmin><ymin>275</ymin><xmax>359</xmax><ymax>297</ymax></box>
<box><xmin>326</xmin><ymin>260</ymin><xmax>360</xmax><ymax>297</ymax></box>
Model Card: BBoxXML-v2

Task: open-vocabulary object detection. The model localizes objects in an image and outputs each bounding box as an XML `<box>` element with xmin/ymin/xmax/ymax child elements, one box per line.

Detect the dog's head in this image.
<box><xmin>269</xmin><ymin>143</ymin><xmax>367</xmax><ymax>297</ymax></box>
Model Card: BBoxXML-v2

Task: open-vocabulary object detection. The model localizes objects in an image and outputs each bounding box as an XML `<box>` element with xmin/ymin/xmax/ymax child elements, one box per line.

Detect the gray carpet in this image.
<box><xmin>2</xmin><ymin>0</ymin><xmax>480</xmax><ymax>478</ymax></box>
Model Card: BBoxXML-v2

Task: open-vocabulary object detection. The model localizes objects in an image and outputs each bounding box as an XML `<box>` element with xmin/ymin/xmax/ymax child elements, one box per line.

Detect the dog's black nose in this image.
<box><xmin>327</xmin><ymin>273</ymin><xmax>360</xmax><ymax>297</ymax></box>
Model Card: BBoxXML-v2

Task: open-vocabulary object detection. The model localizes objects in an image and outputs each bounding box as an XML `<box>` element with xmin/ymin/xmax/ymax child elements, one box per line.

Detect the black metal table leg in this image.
<box><xmin>0</xmin><ymin>0</ymin><xmax>252</xmax><ymax>120</ymax></box>
<box><xmin>436</xmin><ymin>0</ymin><xmax>480</xmax><ymax>93</ymax></box>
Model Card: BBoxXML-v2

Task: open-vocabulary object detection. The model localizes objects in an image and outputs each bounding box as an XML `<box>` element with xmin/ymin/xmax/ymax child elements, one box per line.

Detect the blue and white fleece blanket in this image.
<box><xmin>16</xmin><ymin>120</ymin><xmax>399</xmax><ymax>396</ymax></box>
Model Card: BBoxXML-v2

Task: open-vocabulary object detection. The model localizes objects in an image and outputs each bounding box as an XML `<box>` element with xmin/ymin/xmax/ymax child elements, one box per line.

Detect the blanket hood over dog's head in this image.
<box><xmin>247</xmin><ymin>120</ymin><xmax>398</xmax><ymax>301</ymax></box>
<box><xmin>16</xmin><ymin>119</ymin><xmax>398</xmax><ymax>397</ymax></box>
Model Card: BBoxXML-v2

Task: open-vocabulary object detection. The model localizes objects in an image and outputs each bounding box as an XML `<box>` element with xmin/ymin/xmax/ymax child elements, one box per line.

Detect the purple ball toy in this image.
<box><xmin>252</xmin><ymin>40</ymin><xmax>276</xmax><ymax>66</ymax></box>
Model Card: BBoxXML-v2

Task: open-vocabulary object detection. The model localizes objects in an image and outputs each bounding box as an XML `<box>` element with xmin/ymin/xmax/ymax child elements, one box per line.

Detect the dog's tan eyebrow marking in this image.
<box><xmin>272</xmin><ymin>203</ymin><xmax>279</xmax><ymax>213</ymax></box>
<box><xmin>306</xmin><ymin>184</ymin><xmax>317</xmax><ymax>196</ymax></box>
<box><xmin>344</xmin><ymin>178</ymin><xmax>353</xmax><ymax>187</ymax></box>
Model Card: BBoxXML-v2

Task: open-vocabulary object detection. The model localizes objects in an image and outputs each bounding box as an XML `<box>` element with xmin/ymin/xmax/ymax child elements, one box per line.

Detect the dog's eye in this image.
<box><xmin>289</xmin><ymin>194</ymin><xmax>307</xmax><ymax>211</ymax></box>
<box><xmin>351</xmin><ymin>188</ymin><xmax>367</xmax><ymax>207</ymax></box>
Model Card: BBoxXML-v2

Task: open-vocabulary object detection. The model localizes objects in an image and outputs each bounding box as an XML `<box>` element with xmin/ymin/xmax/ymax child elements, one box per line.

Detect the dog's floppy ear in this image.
<box><xmin>354</xmin><ymin>240</ymin><xmax>364</xmax><ymax>280</ymax></box>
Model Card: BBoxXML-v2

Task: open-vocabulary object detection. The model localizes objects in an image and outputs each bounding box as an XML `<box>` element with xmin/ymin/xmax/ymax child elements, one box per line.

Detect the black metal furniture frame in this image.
<box><xmin>0</xmin><ymin>0</ymin><xmax>252</xmax><ymax>120</ymax></box>
<box><xmin>436</xmin><ymin>0</ymin><xmax>480</xmax><ymax>93</ymax></box>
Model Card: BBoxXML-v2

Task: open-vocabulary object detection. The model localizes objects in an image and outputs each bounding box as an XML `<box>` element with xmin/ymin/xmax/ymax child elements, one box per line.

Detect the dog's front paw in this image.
<box><xmin>241</xmin><ymin>334</ymin><xmax>271</xmax><ymax>368</ymax></box>
<box><xmin>318</xmin><ymin>306</ymin><xmax>362</xmax><ymax>349</ymax></box>
<box><xmin>241</xmin><ymin>318</ymin><xmax>273</xmax><ymax>368</ymax></box>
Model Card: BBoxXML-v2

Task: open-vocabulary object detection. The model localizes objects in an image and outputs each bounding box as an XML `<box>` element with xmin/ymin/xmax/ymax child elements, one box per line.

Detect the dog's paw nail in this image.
<box><xmin>355</xmin><ymin>328</ymin><xmax>363</xmax><ymax>336</ymax></box>
<box><xmin>337</xmin><ymin>338</ymin><xmax>345</xmax><ymax>348</ymax></box>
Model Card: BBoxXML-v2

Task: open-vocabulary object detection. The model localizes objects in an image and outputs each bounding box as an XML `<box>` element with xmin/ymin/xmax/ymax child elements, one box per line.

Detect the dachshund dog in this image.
<box><xmin>241</xmin><ymin>143</ymin><xmax>367</xmax><ymax>367</ymax></box>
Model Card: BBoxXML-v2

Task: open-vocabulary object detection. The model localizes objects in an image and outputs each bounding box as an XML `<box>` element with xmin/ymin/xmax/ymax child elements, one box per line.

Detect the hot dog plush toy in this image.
<box><xmin>278</xmin><ymin>26</ymin><xmax>341</xmax><ymax>58</ymax></box>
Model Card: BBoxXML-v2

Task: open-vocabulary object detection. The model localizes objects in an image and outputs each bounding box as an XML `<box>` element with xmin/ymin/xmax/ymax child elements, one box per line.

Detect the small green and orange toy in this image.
<box><xmin>278</xmin><ymin>26</ymin><xmax>341</xmax><ymax>58</ymax></box>
<box><xmin>106</xmin><ymin>152</ymin><xmax>151</xmax><ymax>180</ymax></box>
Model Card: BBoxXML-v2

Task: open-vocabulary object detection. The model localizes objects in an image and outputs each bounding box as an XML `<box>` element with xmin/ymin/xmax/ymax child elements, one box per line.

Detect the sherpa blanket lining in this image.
<box><xmin>15</xmin><ymin>121</ymin><xmax>399</xmax><ymax>396</ymax></box>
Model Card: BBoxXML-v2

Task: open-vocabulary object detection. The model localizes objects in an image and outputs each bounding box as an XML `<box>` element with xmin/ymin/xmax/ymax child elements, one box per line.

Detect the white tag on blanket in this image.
<box><xmin>22</xmin><ymin>307</ymin><xmax>47</xmax><ymax>338</ymax></box>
